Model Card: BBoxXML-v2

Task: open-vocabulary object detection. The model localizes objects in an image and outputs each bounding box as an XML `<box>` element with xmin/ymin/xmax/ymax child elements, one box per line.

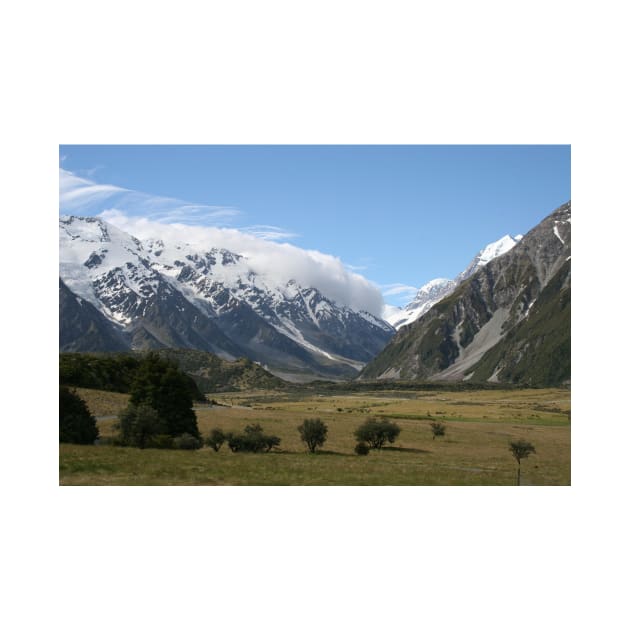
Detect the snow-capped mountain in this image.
<box><xmin>385</xmin><ymin>234</ymin><xmax>523</xmax><ymax>330</ymax></box>
<box><xmin>59</xmin><ymin>216</ymin><xmax>394</xmax><ymax>378</ymax></box>
<box><xmin>363</xmin><ymin>202</ymin><xmax>571</xmax><ymax>385</ymax></box>
<box><xmin>455</xmin><ymin>234</ymin><xmax>523</xmax><ymax>284</ymax></box>
<box><xmin>386</xmin><ymin>278</ymin><xmax>456</xmax><ymax>329</ymax></box>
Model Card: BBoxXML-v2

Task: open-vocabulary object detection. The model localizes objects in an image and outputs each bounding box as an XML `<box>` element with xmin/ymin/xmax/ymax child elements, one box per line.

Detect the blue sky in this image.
<box><xmin>59</xmin><ymin>145</ymin><xmax>570</xmax><ymax>307</ymax></box>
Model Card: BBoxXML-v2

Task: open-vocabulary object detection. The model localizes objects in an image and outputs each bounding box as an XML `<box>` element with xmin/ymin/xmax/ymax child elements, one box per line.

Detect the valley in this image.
<box><xmin>60</xmin><ymin>385</ymin><xmax>570</xmax><ymax>485</ymax></box>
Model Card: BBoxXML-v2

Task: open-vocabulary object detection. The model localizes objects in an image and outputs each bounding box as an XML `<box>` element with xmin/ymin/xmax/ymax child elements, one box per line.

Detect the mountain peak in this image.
<box><xmin>386</xmin><ymin>232</ymin><xmax>524</xmax><ymax>330</ymax></box>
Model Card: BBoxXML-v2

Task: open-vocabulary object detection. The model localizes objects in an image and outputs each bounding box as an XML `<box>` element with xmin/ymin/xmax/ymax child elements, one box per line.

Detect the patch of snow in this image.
<box><xmin>553</xmin><ymin>223</ymin><xmax>565</xmax><ymax>245</ymax></box>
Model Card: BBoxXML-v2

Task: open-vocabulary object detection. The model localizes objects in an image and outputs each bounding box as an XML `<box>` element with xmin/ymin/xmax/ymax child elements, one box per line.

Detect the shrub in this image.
<box><xmin>227</xmin><ymin>424</ymin><xmax>281</xmax><ymax>453</ymax></box>
<box><xmin>354</xmin><ymin>418</ymin><xmax>401</xmax><ymax>450</ymax></box>
<box><xmin>354</xmin><ymin>442</ymin><xmax>370</xmax><ymax>456</ymax></box>
<box><xmin>297</xmin><ymin>418</ymin><xmax>328</xmax><ymax>453</ymax></box>
<box><xmin>429</xmin><ymin>421</ymin><xmax>446</xmax><ymax>440</ymax></box>
<box><xmin>147</xmin><ymin>434</ymin><xmax>175</xmax><ymax>449</ymax></box>
<box><xmin>206</xmin><ymin>428</ymin><xmax>226</xmax><ymax>452</ymax></box>
<box><xmin>118</xmin><ymin>403</ymin><xmax>167</xmax><ymax>449</ymax></box>
<box><xmin>60</xmin><ymin>386</ymin><xmax>99</xmax><ymax>444</ymax></box>
<box><xmin>173</xmin><ymin>433</ymin><xmax>203</xmax><ymax>450</ymax></box>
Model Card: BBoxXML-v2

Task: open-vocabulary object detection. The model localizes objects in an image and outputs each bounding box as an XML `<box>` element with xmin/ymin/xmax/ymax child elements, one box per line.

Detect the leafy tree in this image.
<box><xmin>118</xmin><ymin>403</ymin><xmax>167</xmax><ymax>449</ymax></box>
<box><xmin>129</xmin><ymin>353</ymin><xmax>200</xmax><ymax>439</ymax></box>
<box><xmin>59</xmin><ymin>386</ymin><xmax>99</xmax><ymax>444</ymax></box>
<box><xmin>429</xmin><ymin>421</ymin><xmax>446</xmax><ymax>440</ymax></box>
<box><xmin>206</xmin><ymin>428</ymin><xmax>226</xmax><ymax>452</ymax></box>
<box><xmin>354</xmin><ymin>441</ymin><xmax>370</xmax><ymax>456</ymax></box>
<box><xmin>354</xmin><ymin>418</ymin><xmax>401</xmax><ymax>450</ymax></box>
<box><xmin>509</xmin><ymin>439</ymin><xmax>536</xmax><ymax>485</ymax></box>
<box><xmin>298</xmin><ymin>418</ymin><xmax>328</xmax><ymax>453</ymax></box>
<box><xmin>227</xmin><ymin>424</ymin><xmax>281</xmax><ymax>453</ymax></box>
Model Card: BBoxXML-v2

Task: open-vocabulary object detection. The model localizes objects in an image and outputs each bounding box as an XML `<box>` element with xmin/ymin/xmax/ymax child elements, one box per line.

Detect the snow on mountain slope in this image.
<box><xmin>455</xmin><ymin>234</ymin><xmax>523</xmax><ymax>283</ymax></box>
<box><xmin>59</xmin><ymin>215</ymin><xmax>394</xmax><ymax>376</ymax></box>
<box><xmin>386</xmin><ymin>234</ymin><xmax>523</xmax><ymax>330</ymax></box>
<box><xmin>386</xmin><ymin>278</ymin><xmax>456</xmax><ymax>329</ymax></box>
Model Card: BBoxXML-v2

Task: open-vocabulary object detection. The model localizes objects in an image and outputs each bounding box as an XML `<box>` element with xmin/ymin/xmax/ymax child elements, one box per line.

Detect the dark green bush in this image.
<box><xmin>59</xmin><ymin>386</ymin><xmax>99</xmax><ymax>444</ymax></box>
<box><xmin>173</xmin><ymin>433</ymin><xmax>203</xmax><ymax>450</ymax></box>
<box><xmin>147</xmin><ymin>434</ymin><xmax>175</xmax><ymax>449</ymax></box>
<box><xmin>354</xmin><ymin>418</ymin><xmax>401</xmax><ymax>449</ymax></box>
<box><xmin>429</xmin><ymin>421</ymin><xmax>446</xmax><ymax>440</ymax></box>
<box><xmin>297</xmin><ymin>418</ymin><xmax>328</xmax><ymax>453</ymax></box>
<box><xmin>118</xmin><ymin>403</ymin><xmax>166</xmax><ymax>449</ymax></box>
<box><xmin>227</xmin><ymin>424</ymin><xmax>281</xmax><ymax>453</ymax></box>
<box><xmin>354</xmin><ymin>442</ymin><xmax>370</xmax><ymax>455</ymax></box>
<box><xmin>206</xmin><ymin>428</ymin><xmax>226</xmax><ymax>452</ymax></box>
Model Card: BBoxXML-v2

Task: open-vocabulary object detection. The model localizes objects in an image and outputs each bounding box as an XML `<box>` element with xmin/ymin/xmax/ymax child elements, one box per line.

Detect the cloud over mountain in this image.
<box><xmin>97</xmin><ymin>209</ymin><xmax>385</xmax><ymax>316</ymax></box>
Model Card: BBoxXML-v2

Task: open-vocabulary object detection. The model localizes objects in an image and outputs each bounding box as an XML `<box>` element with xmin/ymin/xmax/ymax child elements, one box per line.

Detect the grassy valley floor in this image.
<box><xmin>60</xmin><ymin>387</ymin><xmax>570</xmax><ymax>485</ymax></box>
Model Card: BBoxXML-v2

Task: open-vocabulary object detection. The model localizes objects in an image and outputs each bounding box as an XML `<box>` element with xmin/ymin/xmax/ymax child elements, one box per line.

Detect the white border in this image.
<box><xmin>3</xmin><ymin>1</ymin><xmax>628</xmax><ymax>629</ymax></box>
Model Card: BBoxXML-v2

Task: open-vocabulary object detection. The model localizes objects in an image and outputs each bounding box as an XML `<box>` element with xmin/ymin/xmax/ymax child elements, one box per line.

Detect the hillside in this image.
<box><xmin>361</xmin><ymin>201</ymin><xmax>571</xmax><ymax>386</ymax></box>
<box><xmin>59</xmin><ymin>216</ymin><xmax>393</xmax><ymax>379</ymax></box>
<box><xmin>59</xmin><ymin>349</ymin><xmax>286</xmax><ymax>395</ymax></box>
<box><xmin>152</xmin><ymin>348</ymin><xmax>286</xmax><ymax>392</ymax></box>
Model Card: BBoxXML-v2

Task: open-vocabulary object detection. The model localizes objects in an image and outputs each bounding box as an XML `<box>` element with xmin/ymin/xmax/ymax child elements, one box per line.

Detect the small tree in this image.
<box><xmin>129</xmin><ymin>353</ymin><xmax>200</xmax><ymax>439</ymax></box>
<box><xmin>354</xmin><ymin>441</ymin><xmax>370</xmax><ymax>456</ymax></box>
<box><xmin>429</xmin><ymin>421</ymin><xmax>446</xmax><ymax>440</ymax></box>
<box><xmin>206</xmin><ymin>428</ymin><xmax>226</xmax><ymax>452</ymax></box>
<box><xmin>298</xmin><ymin>418</ymin><xmax>328</xmax><ymax>453</ymax></box>
<box><xmin>509</xmin><ymin>439</ymin><xmax>536</xmax><ymax>486</ymax></box>
<box><xmin>227</xmin><ymin>424</ymin><xmax>281</xmax><ymax>453</ymax></box>
<box><xmin>118</xmin><ymin>403</ymin><xmax>166</xmax><ymax>449</ymax></box>
<box><xmin>354</xmin><ymin>418</ymin><xmax>401</xmax><ymax>450</ymax></box>
<box><xmin>59</xmin><ymin>386</ymin><xmax>99</xmax><ymax>444</ymax></box>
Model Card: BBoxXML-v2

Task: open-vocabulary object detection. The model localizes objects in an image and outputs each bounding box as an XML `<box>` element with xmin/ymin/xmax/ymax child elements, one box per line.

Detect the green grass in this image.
<box><xmin>60</xmin><ymin>387</ymin><xmax>570</xmax><ymax>485</ymax></box>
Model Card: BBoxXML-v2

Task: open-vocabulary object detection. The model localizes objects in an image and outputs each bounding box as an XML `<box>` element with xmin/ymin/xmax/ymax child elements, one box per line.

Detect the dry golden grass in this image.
<box><xmin>63</xmin><ymin>387</ymin><xmax>570</xmax><ymax>485</ymax></box>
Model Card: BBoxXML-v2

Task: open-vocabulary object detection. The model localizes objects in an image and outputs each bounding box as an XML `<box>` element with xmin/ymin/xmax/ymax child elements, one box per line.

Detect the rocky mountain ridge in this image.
<box><xmin>59</xmin><ymin>216</ymin><xmax>394</xmax><ymax>379</ymax></box>
<box><xmin>386</xmin><ymin>234</ymin><xmax>522</xmax><ymax>330</ymax></box>
<box><xmin>362</xmin><ymin>202</ymin><xmax>571</xmax><ymax>386</ymax></box>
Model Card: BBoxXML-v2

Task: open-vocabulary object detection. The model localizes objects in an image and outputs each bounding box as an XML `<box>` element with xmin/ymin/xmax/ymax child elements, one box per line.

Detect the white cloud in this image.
<box><xmin>59</xmin><ymin>168</ymin><xmax>239</xmax><ymax>225</ymax></box>
<box><xmin>238</xmin><ymin>225</ymin><xmax>301</xmax><ymax>241</ymax></box>
<box><xmin>97</xmin><ymin>209</ymin><xmax>385</xmax><ymax>316</ymax></box>
<box><xmin>60</xmin><ymin>168</ymin><xmax>387</xmax><ymax>316</ymax></box>
<box><xmin>59</xmin><ymin>168</ymin><xmax>128</xmax><ymax>210</ymax></box>
<box><xmin>381</xmin><ymin>304</ymin><xmax>402</xmax><ymax>321</ymax></box>
<box><xmin>381</xmin><ymin>283</ymin><xmax>418</xmax><ymax>299</ymax></box>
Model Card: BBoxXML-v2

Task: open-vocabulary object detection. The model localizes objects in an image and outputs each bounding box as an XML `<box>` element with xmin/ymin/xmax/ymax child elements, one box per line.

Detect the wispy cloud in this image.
<box><xmin>380</xmin><ymin>283</ymin><xmax>418</xmax><ymax>299</ymax></box>
<box><xmin>238</xmin><ymin>225</ymin><xmax>300</xmax><ymax>241</ymax></box>
<box><xmin>59</xmin><ymin>168</ymin><xmax>389</xmax><ymax>315</ymax></box>
<box><xmin>59</xmin><ymin>168</ymin><xmax>240</xmax><ymax>227</ymax></box>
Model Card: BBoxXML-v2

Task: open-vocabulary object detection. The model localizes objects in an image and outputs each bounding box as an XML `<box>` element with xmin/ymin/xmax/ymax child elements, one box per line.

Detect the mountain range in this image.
<box><xmin>60</xmin><ymin>201</ymin><xmax>570</xmax><ymax>387</ymax></box>
<box><xmin>361</xmin><ymin>201</ymin><xmax>571</xmax><ymax>385</ymax></box>
<box><xmin>59</xmin><ymin>216</ymin><xmax>393</xmax><ymax>379</ymax></box>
